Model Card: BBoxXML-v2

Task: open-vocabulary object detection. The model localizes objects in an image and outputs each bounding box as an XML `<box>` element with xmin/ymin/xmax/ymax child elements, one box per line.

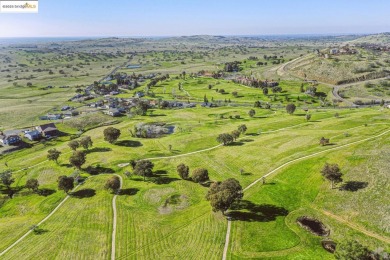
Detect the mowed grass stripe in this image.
<box><xmin>2</xmin><ymin>175</ymin><xmax>113</xmax><ymax>260</ymax></box>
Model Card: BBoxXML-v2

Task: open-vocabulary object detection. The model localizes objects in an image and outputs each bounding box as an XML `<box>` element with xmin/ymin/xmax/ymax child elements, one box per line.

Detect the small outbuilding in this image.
<box><xmin>24</xmin><ymin>130</ymin><xmax>41</xmax><ymax>141</ymax></box>
<box><xmin>36</xmin><ymin>123</ymin><xmax>59</xmax><ymax>137</ymax></box>
<box><xmin>0</xmin><ymin>134</ymin><xmax>21</xmax><ymax>145</ymax></box>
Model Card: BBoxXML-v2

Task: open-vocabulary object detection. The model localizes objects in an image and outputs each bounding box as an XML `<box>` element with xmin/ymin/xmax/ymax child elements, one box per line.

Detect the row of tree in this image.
<box><xmin>216</xmin><ymin>124</ymin><xmax>247</xmax><ymax>145</ymax></box>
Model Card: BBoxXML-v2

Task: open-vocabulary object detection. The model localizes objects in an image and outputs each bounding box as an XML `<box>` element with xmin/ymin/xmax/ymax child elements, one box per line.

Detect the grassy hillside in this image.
<box><xmin>287</xmin><ymin>50</ymin><xmax>390</xmax><ymax>85</ymax></box>
<box><xmin>1</xmin><ymin>106</ymin><xmax>389</xmax><ymax>259</ymax></box>
<box><xmin>349</xmin><ymin>33</ymin><xmax>390</xmax><ymax>46</ymax></box>
<box><xmin>1</xmin><ymin>36</ymin><xmax>390</xmax><ymax>259</ymax></box>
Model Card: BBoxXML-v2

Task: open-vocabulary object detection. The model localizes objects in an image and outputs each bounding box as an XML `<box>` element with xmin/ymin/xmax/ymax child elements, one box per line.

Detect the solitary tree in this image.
<box><xmin>206</xmin><ymin>178</ymin><xmax>243</xmax><ymax>215</ymax></box>
<box><xmin>80</xmin><ymin>136</ymin><xmax>93</xmax><ymax>150</ymax></box>
<box><xmin>25</xmin><ymin>178</ymin><xmax>39</xmax><ymax>192</ymax></box>
<box><xmin>69</xmin><ymin>151</ymin><xmax>86</xmax><ymax>169</ymax></box>
<box><xmin>134</xmin><ymin>160</ymin><xmax>154</xmax><ymax>181</ymax></box>
<box><xmin>104</xmin><ymin>175</ymin><xmax>121</xmax><ymax>193</ymax></box>
<box><xmin>177</xmin><ymin>163</ymin><xmax>190</xmax><ymax>180</ymax></box>
<box><xmin>129</xmin><ymin>159</ymin><xmax>137</xmax><ymax>169</ymax></box>
<box><xmin>191</xmin><ymin>168</ymin><xmax>209</xmax><ymax>183</ymax></box>
<box><xmin>334</xmin><ymin>240</ymin><xmax>371</xmax><ymax>260</ymax></box>
<box><xmin>57</xmin><ymin>176</ymin><xmax>74</xmax><ymax>194</ymax></box>
<box><xmin>254</xmin><ymin>101</ymin><xmax>261</xmax><ymax>108</ymax></box>
<box><xmin>68</xmin><ymin>140</ymin><xmax>80</xmax><ymax>151</ymax></box>
<box><xmin>321</xmin><ymin>163</ymin><xmax>343</xmax><ymax>189</ymax></box>
<box><xmin>305</xmin><ymin>113</ymin><xmax>312</xmax><ymax>121</ymax></box>
<box><xmin>103</xmin><ymin>127</ymin><xmax>121</xmax><ymax>144</ymax></box>
<box><xmin>248</xmin><ymin>109</ymin><xmax>256</xmax><ymax>118</ymax></box>
<box><xmin>231</xmin><ymin>130</ymin><xmax>241</xmax><ymax>141</ymax></box>
<box><xmin>238</xmin><ymin>124</ymin><xmax>247</xmax><ymax>134</ymax></box>
<box><xmin>319</xmin><ymin>137</ymin><xmax>330</xmax><ymax>146</ymax></box>
<box><xmin>217</xmin><ymin>133</ymin><xmax>234</xmax><ymax>145</ymax></box>
<box><xmin>286</xmin><ymin>103</ymin><xmax>296</xmax><ymax>114</ymax></box>
<box><xmin>47</xmin><ymin>148</ymin><xmax>61</xmax><ymax>163</ymax></box>
<box><xmin>0</xmin><ymin>170</ymin><xmax>14</xmax><ymax>195</ymax></box>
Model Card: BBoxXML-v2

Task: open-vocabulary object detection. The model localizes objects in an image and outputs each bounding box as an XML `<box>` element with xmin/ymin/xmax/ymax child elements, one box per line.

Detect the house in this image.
<box><xmin>0</xmin><ymin>134</ymin><xmax>21</xmax><ymax>145</ymax></box>
<box><xmin>105</xmin><ymin>108</ymin><xmax>121</xmax><ymax>117</ymax></box>
<box><xmin>24</xmin><ymin>130</ymin><xmax>41</xmax><ymax>141</ymax></box>
<box><xmin>135</xmin><ymin>92</ymin><xmax>144</xmax><ymax>98</ymax></box>
<box><xmin>36</xmin><ymin>123</ymin><xmax>59</xmax><ymax>137</ymax></box>
<box><xmin>63</xmin><ymin>110</ymin><xmax>79</xmax><ymax>118</ymax></box>
<box><xmin>47</xmin><ymin>114</ymin><xmax>62</xmax><ymax>120</ymax></box>
<box><xmin>329</xmin><ymin>49</ymin><xmax>339</xmax><ymax>55</ymax></box>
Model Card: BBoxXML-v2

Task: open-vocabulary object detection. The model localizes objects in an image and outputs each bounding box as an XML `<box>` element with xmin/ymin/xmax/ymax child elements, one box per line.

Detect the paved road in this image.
<box><xmin>275</xmin><ymin>55</ymin><xmax>389</xmax><ymax>106</ymax></box>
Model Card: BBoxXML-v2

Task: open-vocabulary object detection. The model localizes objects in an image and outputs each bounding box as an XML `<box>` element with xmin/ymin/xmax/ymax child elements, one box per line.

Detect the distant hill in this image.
<box><xmin>349</xmin><ymin>32</ymin><xmax>390</xmax><ymax>46</ymax></box>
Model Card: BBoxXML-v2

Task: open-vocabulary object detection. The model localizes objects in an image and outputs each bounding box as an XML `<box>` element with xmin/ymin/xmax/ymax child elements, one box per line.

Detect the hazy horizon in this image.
<box><xmin>0</xmin><ymin>0</ymin><xmax>389</xmax><ymax>37</ymax></box>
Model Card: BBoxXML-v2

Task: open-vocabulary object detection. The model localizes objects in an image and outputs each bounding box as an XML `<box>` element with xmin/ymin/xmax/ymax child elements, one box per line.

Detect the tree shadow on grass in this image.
<box><xmin>0</xmin><ymin>187</ymin><xmax>22</xmax><ymax>198</ymax></box>
<box><xmin>240</xmin><ymin>139</ymin><xmax>254</xmax><ymax>142</ymax></box>
<box><xmin>71</xmin><ymin>188</ymin><xmax>96</xmax><ymax>198</ymax></box>
<box><xmin>154</xmin><ymin>170</ymin><xmax>168</xmax><ymax>175</ymax></box>
<box><xmin>115</xmin><ymin>140</ymin><xmax>143</xmax><ymax>147</ymax></box>
<box><xmin>151</xmin><ymin>170</ymin><xmax>180</xmax><ymax>184</ymax></box>
<box><xmin>149</xmin><ymin>114</ymin><xmax>167</xmax><ymax>117</ymax></box>
<box><xmin>245</xmin><ymin>133</ymin><xmax>259</xmax><ymax>136</ymax></box>
<box><xmin>60</xmin><ymin>163</ymin><xmax>73</xmax><ymax>168</ymax></box>
<box><xmin>85</xmin><ymin>165</ymin><xmax>115</xmax><ymax>175</ymax></box>
<box><xmin>32</xmin><ymin>227</ymin><xmax>49</xmax><ymax>235</ymax></box>
<box><xmin>228</xmin><ymin>142</ymin><xmax>245</xmax><ymax>146</ymax></box>
<box><xmin>37</xmin><ymin>188</ymin><xmax>56</xmax><ymax>197</ymax></box>
<box><xmin>118</xmin><ymin>188</ymin><xmax>139</xmax><ymax>196</ymax></box>
<box><xmin>152</xmin><ymin>176</ymin><xmax>180</xmax><ymax>185</ymax></box>
<box><xmin>227</xmin><ymin>200</ymin><xmax>289</xmax><ymax>222</ymax></box>
<box><xmin>339</xmin><ymin>181</ymin><xmax>368</xmax><ymax>192</ymax></box>
<box><xmin>85</xmin><ymin>147</ymin><xmax>112</xmax><ymax>154</ymax></box>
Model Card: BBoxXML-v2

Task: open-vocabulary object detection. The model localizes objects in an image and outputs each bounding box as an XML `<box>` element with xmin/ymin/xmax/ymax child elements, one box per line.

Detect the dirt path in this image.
<box><xmin>111</xmin><ymin>174</ymin><xmax>123</xmax><ymax>260</ymax></box>
<box><xmin>132</xmin><ymin>122</ymin><xmax>314</xmax><ymax>163</ymax></box>
<box><xmin>319</xmin><ymin>209</ymin><xmax>390</xmax><ymax>244</ymax></box>
<box><xmin>0</xmin><ymin>181</ymin><xmax>85</xmax><ymax>257</ymax></box>
<box><xmin>3</xmin><ymin>122</ymin><xmax>389</xmax><ymax>258</ymax></box>
<box><xmin>221</xmin><ymin>127</ymin><xmax>390</xmax><ymax>260</ymax></box>
<box><xmin>222</xmin><ymin>220</ymin><xmax>231</xmax><ymax>260</ymax></box>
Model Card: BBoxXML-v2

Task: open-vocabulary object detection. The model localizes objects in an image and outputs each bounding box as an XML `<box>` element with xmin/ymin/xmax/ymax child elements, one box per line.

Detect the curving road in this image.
<box><xmin>275</xmin><ymin>55</ymin><xmax>389</xmax><ymax>107</ymax></box>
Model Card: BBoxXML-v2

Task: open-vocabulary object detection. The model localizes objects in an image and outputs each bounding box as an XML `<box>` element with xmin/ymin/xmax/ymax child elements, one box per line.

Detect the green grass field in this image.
<box><xmin>1</xmin><ymin>105</ymin><xmax>389</xmax><ymax>259</ymax></box>
<box><xmin>1</xmin><ymin>36</ymin><xmax>390</xmax><ymax>259</ymax></box>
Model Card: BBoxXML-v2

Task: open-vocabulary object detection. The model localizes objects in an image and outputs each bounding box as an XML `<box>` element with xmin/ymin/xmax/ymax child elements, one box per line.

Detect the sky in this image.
<box><xmin>0</xmin><ymin>0</ymin><xmax>389</xmax><ymax>37</ymax></box>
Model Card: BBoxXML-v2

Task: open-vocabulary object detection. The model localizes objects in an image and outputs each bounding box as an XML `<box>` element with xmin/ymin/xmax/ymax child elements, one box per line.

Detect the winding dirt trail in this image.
<box><xmin>319</xmin><ymin>209</ymin><xmax>390</xmax><ymax>244</ymax></box>
<box><xmin>2</xmin><ymin>123</ymin><xmax>389</xmax><ymax>258</ymax></box>
<box><xmin>111</xmin><ymin>174</ymin><xmax>123</xmax><ymax>260</ymax></box>
<box><xmin>0</xmin><ymin>181</ymin><xmax>85</xmax><ymax>257</ymax></box>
